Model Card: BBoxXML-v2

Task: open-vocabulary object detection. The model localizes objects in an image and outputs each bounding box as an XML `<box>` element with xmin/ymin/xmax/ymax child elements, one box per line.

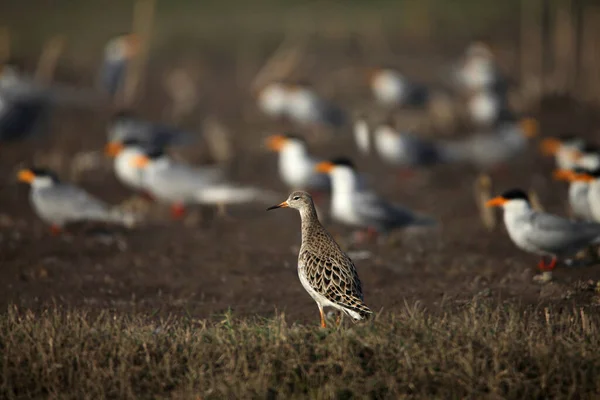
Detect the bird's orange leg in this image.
<box><xmin>49</xmin><ymin>225</ymin><xmax>62</xmax><ymax>236</ymax></box>
<box><xmin>538</xmin><ymin>256</ymin><xmax>557</xmax><ymax>271</ymax></box>
<box><xmin>319</xmin><ymin>307</ymin><xmax>326</xmax><ymax>328</ymax></box>
<box><xmin>170</xmin><ymin>203</ymin><xmax>186</xmax><ymax>219</ymax></box>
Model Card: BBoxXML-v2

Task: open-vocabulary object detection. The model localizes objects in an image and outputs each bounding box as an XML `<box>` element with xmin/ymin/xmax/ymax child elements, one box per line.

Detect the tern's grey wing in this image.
<box><xmin>147</xmin><ymin>163</ymin><xmax>225</xmax><ymax>201</ymax></box>
<box><xmin>34</xmin><ymin>185</ymin><xmax>112</xmax><ymax>223</ymax></box>
<box><xmin>526</xmin><ymin>212</ymin><xmax>600</xmax><ymax>253</ymax></box>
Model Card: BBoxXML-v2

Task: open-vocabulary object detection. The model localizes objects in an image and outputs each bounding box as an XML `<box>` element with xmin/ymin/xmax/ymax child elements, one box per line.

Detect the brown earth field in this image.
<box><xmin>2</xmin><ymin>57</ymin><xmax>600</xmax><ymax>327</ymax></box>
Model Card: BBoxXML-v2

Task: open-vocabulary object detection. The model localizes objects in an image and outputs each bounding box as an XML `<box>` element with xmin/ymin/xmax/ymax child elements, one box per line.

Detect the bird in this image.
<box><xmin>454</xmin><ymin>41</ymin><xmax>504</xmax><ymax>93</ymax></box>
<box><xmin>553</xmin><ymin>167</ymin><xmax>594</xmax><ymax>221</ymax></box>
<box><xmin>0</xmin><ymin>61</ymin><xmax>52</xmax><ymax>144</ymax></box>
<box><xmin>486</xmin><ymin>188</ymin><xmax>600</xmax><ymax>270</ymax></box>
<box><xmin>107</xmin><ymin>110</ymin><xmax>194</xmax><ymax>149</ymax></box>
<box><xmin>583</xmin><ymin>167</ymin><xmax>600</xmax><ymax>223</ymax></box>
<box><xmin>130</xmin><ymin>148</ymin><xmax>277</xmax><ymax>218</ymax></box>
<box><xmin>285</xmin><ymin>82</ymin><xmax>345</xmax><ymax>129</ymax></box>
<box><xmin>265</xmin><ymin>133</ymin><xmax>329</xmax><ymax>192</ymax></box>
<box><xmin>465</xmin><ymin>88</ymin><xmax>510</xmax><ymax>128</ymax></box>
<box><xmin>104</xmin><ymin>137</ymin><xmax>152</xmax><ymax>193</ymax></box>
<box><xmin>315</xmin><ymin>157</ymin><xmax>435</xmax><ymax>237</ymax></box>
<box><xmin>352</xmin><ymin>113</ymin><xmax>371</xmax><ymax>156</ymax></box>
<box><xmin>573</xmin><ymin>143</ymin><xmax>600</xmax><ymax>171</ymax></box>
<box><xmin>256</xmin><ymin>82</ymin><xmax>289</xmax><ymax>120</ymax></box>
<box><xmin>372</xmin><ymin>119</ymin><xmax>445</xmax><ymax>168</ymax></box>
<box><xmin>540</xmin><ymin>134</ymin><xmax>586</xmax><ymax>171</ymax></box>
<box><xmin>367</xmin><ymin>68</ymin><xmax>429</xmax><ymax>108</ymax></box>
<box><xmin>438</xmin><ymin>116</ymin><xmax>539</xmax><ymax>171</ymax></box>
<box><xmin>99</xmin><ymin>33</ymin><xmax>140</xmax><ymax>99</ymax></box>
<box><xmin>17</xmin><ymin>167</ymin><xmax>136</xmax><ymax>234</ymax></box>
<box><xmin>267</xmin><ymin>191</ymin><xmax>372</xmax><ymax>327</ymax></box>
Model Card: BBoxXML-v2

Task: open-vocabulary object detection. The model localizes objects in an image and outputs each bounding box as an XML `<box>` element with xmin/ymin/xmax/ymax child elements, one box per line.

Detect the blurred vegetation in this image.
<box><xmin>0</xmin><ymin>0</ymin><xmax>521</xmax><ymax>63</ymax></box>
<box><xmin>2</xmin><ymin>301</ymin><xmax>600</xmax><ymax>398</ymax></box>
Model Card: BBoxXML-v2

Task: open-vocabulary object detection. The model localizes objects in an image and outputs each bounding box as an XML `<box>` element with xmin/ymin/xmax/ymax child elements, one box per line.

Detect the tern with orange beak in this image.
<box><xmin>267</xmin><ymin>191</ymin><xmax>372</xmax><ymax>327</ymax></box>
<box><xmin>315</xmin><ymin>157</ymin><xmax>435</xmax><ymax>236</ymax></box>
<box><xmin>584</xmin><ymin>168</ymin><xmax>600</xmax><ymax>223</ymax></box>
<box><xmin>265</xmin><ymin>133</ymin><xmax>329</xmax><ymax>192</ymax></box>
<box><xmin>17</xmin><ymin>167</ymin><xmax>136</xmax><ymax>234</ymax></box>
<box><xmin>540</xmin><ymin>134</ymin><xmax>585</xmax><ymax>170</ymax></box>
<box><xmin>104</xmin><ymin>138</ymin><xmax>154</xmax><ymax>193</ymax></box>
<box><xmin>486</xmin><ymin>188</ymin><xmax>600</xmax><ymax>271</ymax></box>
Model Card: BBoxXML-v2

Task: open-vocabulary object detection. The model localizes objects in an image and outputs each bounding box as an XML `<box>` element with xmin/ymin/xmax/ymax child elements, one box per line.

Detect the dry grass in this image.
<box><xmin>2</xmin><ymin>301</ymin><xmax>600</xmax><ymax>399</ymax></box>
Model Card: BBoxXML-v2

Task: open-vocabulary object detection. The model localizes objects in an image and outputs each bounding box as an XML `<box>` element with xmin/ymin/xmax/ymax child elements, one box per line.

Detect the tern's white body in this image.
<box><xmin>353</xmin><ymin>119</ymin><xmax>370</xmax><ymax>155</ymax></box>
<box><xmin>569</xmin><ymin>181</ymin><xmax>593</xmax><ymax>221</ymax></box>
<box><xmin>257</xmin><ymin>83</ymin><xmax>289</xmax><ymax>118</ymax></box>
<box><xmin>588</xmin><ymin>180</ymin><xmax>600</xmax><ymax>222</ymax></box>
<box><xmin>278</xmin><ymin>141</ymin><xmax>329</xmax><ymax>190</ymax></box>
<box><xmin>286</xmin><ymin>87</ymin><xmax>322</xmax><ymax>125</ymax></box>
<box><xmin>114</xmin><ymin>147</ymin><xmax>147</xmax><ymax>190</ymax></box>
<box><xmin>467</xmin><ymin>90</ymin><xmax>501</xmax><ymax>126</ymax></box>
<box><xmin>371</xmin><ymin>69</ymin><xmax>407</xmax><ymax>106</ymax></box>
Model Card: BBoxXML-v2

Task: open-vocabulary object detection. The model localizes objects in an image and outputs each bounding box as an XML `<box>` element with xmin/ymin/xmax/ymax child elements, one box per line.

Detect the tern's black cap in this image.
<box><xmin>500</xmin><ymin>189</ymin><xmax>529</xmax><ymax>201</ymax></box>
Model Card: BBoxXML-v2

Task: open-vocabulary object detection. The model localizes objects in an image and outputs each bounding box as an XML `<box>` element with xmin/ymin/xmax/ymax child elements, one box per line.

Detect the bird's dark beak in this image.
<box><xmin>267</xmin><ymin>201</ymin><xmax>289</xmax><ymax>211</ymax></box>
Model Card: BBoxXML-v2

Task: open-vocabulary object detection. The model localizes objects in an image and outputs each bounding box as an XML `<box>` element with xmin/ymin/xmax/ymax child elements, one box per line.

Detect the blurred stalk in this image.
<box><xmin>552</xmin><ymin>0</ymin><xmax>575</xmax><ymax>93</ymax></box>
<box><xmin>540</xmin><ymin>0</ymin><xmax>552</xmax><ymax>93</ymax></box>
<box><xmin>581</xmin><ymin>7</ymin><xmax>600</xmax><ymax>101</ymax></box>
<box><xmin>123</xmin><ymin>0</ymin><xmax>156</xmax><ymax>107</ymax></box>
<box><xmin>0</xmin><ymin>27</ymin><xmax>10</xmax><ymax>62</ymax></box>
<box><xmin>34</xmin><ymin>35</ymin><xmax>65</xmax><ymax>83</ymax></box>
<box><xmin>519</xmin><ymin>0</ymin><xmax>543</xmax><ymax>104</ymax></box>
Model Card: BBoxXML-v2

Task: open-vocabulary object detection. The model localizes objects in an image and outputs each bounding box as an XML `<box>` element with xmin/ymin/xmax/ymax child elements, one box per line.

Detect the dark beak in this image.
<box><xmin>266</xmin><ymin>201</ymin><xmax>289</xmax><ymax>211</ymax></box>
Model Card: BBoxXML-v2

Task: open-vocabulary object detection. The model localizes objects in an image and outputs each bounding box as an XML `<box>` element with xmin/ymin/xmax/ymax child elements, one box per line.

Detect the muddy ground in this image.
<box><xmin>1</xmin><ymin>59</ymin><xmax>600</xmax><ymax>325</ymax></box>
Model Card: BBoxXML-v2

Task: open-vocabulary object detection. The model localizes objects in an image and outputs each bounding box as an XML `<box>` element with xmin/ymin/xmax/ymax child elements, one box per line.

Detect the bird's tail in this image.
<box><xmin>342</xmin><ymin>302</ymin><xmax>373</xmax><ymax>321</ymax></box>
<box><xmin>194</xmin><ymin>185</ymin><xmax>280</xmax><ymax>205</ymax></box>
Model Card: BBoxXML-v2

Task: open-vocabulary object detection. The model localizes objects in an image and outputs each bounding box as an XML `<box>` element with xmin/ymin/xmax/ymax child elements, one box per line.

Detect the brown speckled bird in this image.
<box><xmin>267</xmin><ymin>191</ymin><xmax>372</xmax><ymax>327</ymax></box>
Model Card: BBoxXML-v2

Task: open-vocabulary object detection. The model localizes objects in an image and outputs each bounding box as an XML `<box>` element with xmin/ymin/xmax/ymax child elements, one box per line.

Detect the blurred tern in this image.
<box><xmin>285</xmin><ymin>83</ymin><xmax>345</xmax><ymax>129</ymax></box>
<box><xmin>583</xmin><ymin>168</ymin><xmax>600</xmax><ymax>223</ymax></box>
<box><xmin>256</xmin><ymin>82</ymin><xmax>289</xmax><ymax>119</ymax></box>
<box><xmin>105</xmin><ymin>138</ymin><xmax>151</xmax><ymax>192</ymax></box>
<box><xmin>266</xmin><ymin>133</ymin><xmax>329</xmax><ymax>192</ymax></box>
<box><xmin>352</xmin><ymin>114</ymin><xmax>371</xmax><ymax>156</ymax></box>
<box><xmin>553</xmin><ymin>168</ymin><xmax>594</xmax><ymax>221</ymax></box>
<box><xmin>486</xmin><ymin>188</ymin><xmax>600</xmax><ymax>270</ymax></box>
<box><xmin>368</xmin><ymin>68</ymin><xmax>428</xmax><ymax>108</ymax></box>
<box><xmin>99</xmin><ymin>33</ymin><xmax>140</xmax><ymax>99</ymax></box>
<box><xmin>18</xmin><ymin>168</ymin><xmax>136</xmax><ymax>234</ymax></box>
<box><xmin>455</xmin><ymin>41</ymin><xmax>502</xmax><ymax>92</ymax></box>
<box><xmin>131</xmin><ymin>148</ymin><xmax>277</xmax><ymax>218</ymax></box>
<box><xmin>439</xmin><ymin>117</ymin><xmax>539</xmax><ymax>170</ymax></box>
<box><xmin>373</xmin><ymin>120</ymin><xmax>445</xmax><ymax>168</ymax></box>
<box><xmin>315</xmin><ymin>157</ymin><xmax>435</xmax><ymax>235</ymax></box>
<box><xmin>540</xmin><ymin>134</ymin><xmax>585</xmax><ymax>170</ymax></box>
<box><xmin>107</xmin><ymin>110</ymin><xmax>194</xmax><ymax>149</ymax></box>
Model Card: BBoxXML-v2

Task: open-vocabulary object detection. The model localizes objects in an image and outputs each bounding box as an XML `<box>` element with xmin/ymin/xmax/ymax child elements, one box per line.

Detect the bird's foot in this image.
<box><xmin>170</xmin><ymin>204</ymin><xmax>186</xmax><ymax>220</ymax></box>
<box><xmin>537</xmin><ymin>256</ymin><xmax>557</xmax><ymax>271</ymax></box>
<box><xmin>49</xmin><ymin>225</ymin><xmax>62</xmax><ymax>236</ymax></box>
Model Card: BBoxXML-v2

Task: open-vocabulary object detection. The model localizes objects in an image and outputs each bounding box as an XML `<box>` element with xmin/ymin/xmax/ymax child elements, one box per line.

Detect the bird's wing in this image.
<box><xmin>40</xmin><ymin>185</ymin><xmax>111</xmax><ymax>221</ymax></box>
<box><xmin>526</xmin><ymin>212</ymin><xmax>600</xmax><ymax>252</ymax></box>
<box><xmin>300</xmin><ymin>247</ymin><xmax>371</xmax><ymax>317</ymax></box>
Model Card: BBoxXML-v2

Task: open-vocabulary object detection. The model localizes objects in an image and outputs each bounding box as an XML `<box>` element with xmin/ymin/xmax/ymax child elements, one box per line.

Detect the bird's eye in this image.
<box><xmin>293</xmin><ymin>196</ymin><xmax>300</xmax><ymax>200</ymax></box>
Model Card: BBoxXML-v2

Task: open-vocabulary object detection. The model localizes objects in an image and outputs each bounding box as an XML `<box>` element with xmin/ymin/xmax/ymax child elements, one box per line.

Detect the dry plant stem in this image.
<box><xmin>474</xmin><ymin>173</ymin><xmax>496</xmax><ymax>230</ymax></box>
<box><xmin>34</xmin><ymin>35</ymin><xmax>66</xmax><ymax>83</ymax></box>
<box><xmin>123</xmin><ymin>0</ymin><xmax>155</xmax><ymax>107</ymax></box>
<box><xmin>552</xmin><ymin>1</ymin><xmax>575</xmax><ymax>93</ymax></box>
<box><xmin>528</xmin><ymin>190</ymin><xmax>544</xmax><ymax>212</ymax></box>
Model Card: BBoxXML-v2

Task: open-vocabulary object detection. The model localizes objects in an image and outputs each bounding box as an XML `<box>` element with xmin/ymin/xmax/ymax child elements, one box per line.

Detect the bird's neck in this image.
<box><xmin>299</xmin><ymin>205</ymin><xmax>324</xmax><ymax>240</ymax></box>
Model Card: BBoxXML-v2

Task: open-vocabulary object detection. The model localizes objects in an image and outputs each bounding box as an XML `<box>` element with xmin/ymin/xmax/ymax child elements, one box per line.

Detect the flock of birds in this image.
<box><xmin>4</xmin><ymin>33</ymin><xmax>600</xmax><ymax>326</ymax></box>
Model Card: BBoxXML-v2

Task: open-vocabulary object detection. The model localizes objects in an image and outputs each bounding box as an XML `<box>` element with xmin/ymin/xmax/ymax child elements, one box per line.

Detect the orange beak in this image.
<box><xmin>572</xmin><ymin>173</ymin><xmax>595</xmax><ymax>183</ymax></box>
<box><xmin>520</xmin><ymin>118</ymin><xmax>539</xmax><ymax>138</ymax></box>
<box><xmin>104</xmin><ymin>142</ymin><xmax>124</xmax><ymax>157</ymax></box>
<box><xmin>266</xmin><ymin>135</ymin><xmax>287</xmax><ymax>152</ymax></box>
<box><xmin>130</xmin><ymin>155</ymin><xmax>150</xmax><ymax>168</ymax></box>
<box><xmin>315</xmin><ymin>161</ymin><xmax>334</xmax><ymax>173</ymax></box>
<box><xmin>553</xmin><ymin>169</ymin><xmax>575</xmax><ymax>181</ymax></box>
<box><xmin>540</xmin><ymin>138</ymin><xmax>561</xmax><ymax>155</ymax></box>
<box><xmin>17</xmin><ymin>169</ymin><xmax>35</xmax><ymax>183</ymax></box>
<box><xmin>266</xmin><ymin>201</ymin><xmax>289</xmax><ymax>211</ymax></box>
<box><xmin>485</xmin><ymin>196</ymin><xmax>507</xmax><ymax>207</ymax></box>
